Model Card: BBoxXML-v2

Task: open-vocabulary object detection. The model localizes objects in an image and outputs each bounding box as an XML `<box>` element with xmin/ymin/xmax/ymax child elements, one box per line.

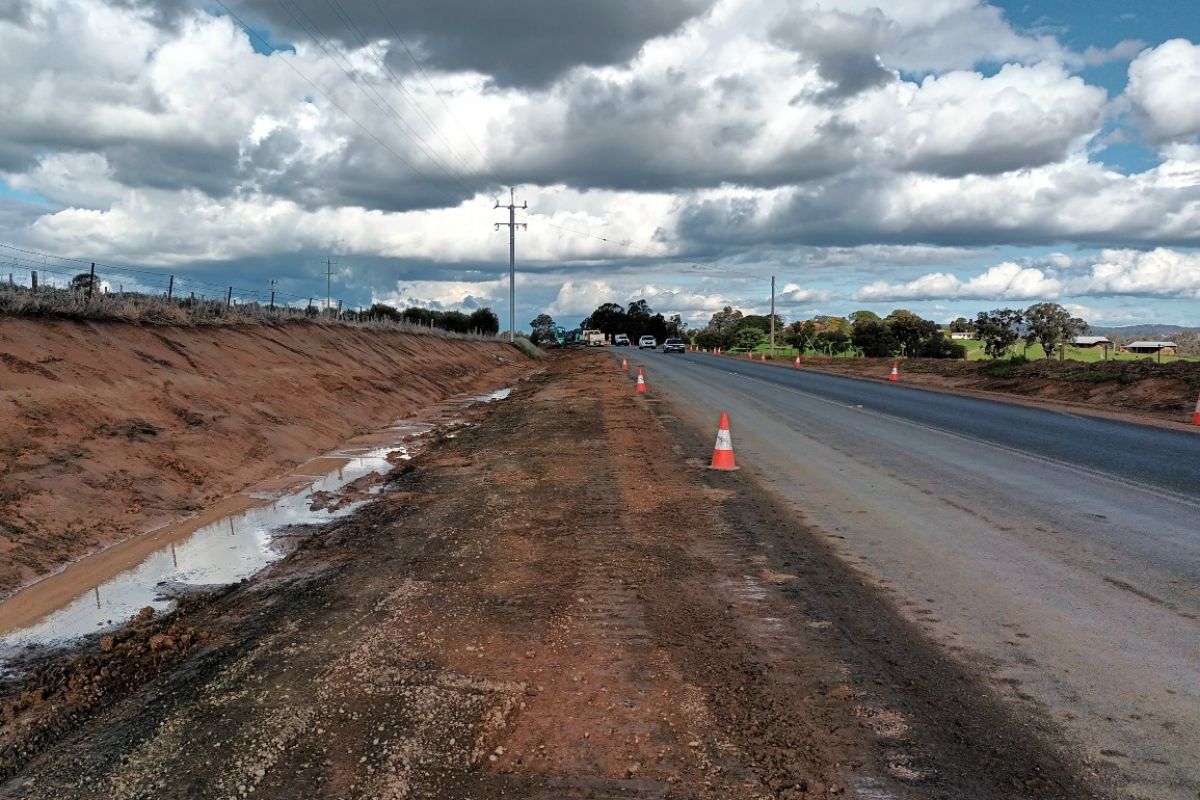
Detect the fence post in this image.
<box><xmin>269</xmin><ymin>289</ymin><xmax>275</xmax><ymax>310</ymax></box>
<box><xmin>167</xmin><ymin>275</ymin><xmax>174</xmax><ymax>300</ymax></box>
<box><xmin>87</xmin><ymin>263</ymin><xmax>95</xmax><ymax>299</ymax></box>
<box><xmin>31</xmin><ymin>271</ymin><xmax>37</xmax><ymax>293</ymax></box>
<box><xmin>226</xmin><ymin>287</ymin><xmax>232</xmax><ymax>308</ymax></box>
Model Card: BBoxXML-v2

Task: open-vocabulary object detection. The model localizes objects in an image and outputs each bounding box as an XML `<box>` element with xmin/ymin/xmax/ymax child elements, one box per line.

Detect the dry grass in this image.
<box><xmin>0</xmin><ymin>286</ymin><xmax>497</xmax><ymax>341</ymax></box>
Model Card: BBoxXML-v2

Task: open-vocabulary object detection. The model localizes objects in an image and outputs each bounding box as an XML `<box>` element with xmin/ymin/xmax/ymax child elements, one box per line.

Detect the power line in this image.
<box><xmin>322</xmin><ymin>0</ymin><xmax>481</xmax><ymax>180</ymax></box>
<box><xmin>367</xmin><ymin>0</ymin><xmax>497</xmax><ymax>181</ymax></box>
<box><xmin>210</xmin><ymin>0</ymin><xmax>467</xmax><ymax>209</ymax></box>
<box><xmin>271</xmin><ymin>0</ymin><xmax>478</xmax><ymax>200</ymax></box>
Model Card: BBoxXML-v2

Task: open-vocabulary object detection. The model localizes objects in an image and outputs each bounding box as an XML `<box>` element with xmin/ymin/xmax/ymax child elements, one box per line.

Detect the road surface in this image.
<box><xmin>624</xmin><ymin>349</ymin><xmax>1200</xmax><ymax>800</ymax></box>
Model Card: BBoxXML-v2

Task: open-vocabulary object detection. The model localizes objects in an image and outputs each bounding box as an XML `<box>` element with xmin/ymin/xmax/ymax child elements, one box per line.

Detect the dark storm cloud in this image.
<box><xmin>222</xmin><ymin>0</ymin><xmax>715</xmax><ymax>88</ymax></box>
<box><xmin>673</xmin><ymin>173</ymin><xmax>1200</xmax><ymax>250</ymax></box>
<box><xmin>0</xmin><ymin>0</ymin><xmax>31</xmax><ymax>23</ymax></box>
<box><xmin>770</xmin><ymin>7</ymin><xmax>895</xmax><ymax>102</ymax></box>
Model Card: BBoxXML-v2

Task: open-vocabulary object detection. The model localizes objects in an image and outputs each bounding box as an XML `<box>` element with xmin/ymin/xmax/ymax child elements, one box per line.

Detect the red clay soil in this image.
<box><xmin>756</xmin><ymin>354</ymin><xmax>1200</xmax><ymax>426</ymax></box>
<box><xmin>0</xmin><ymin>318</ymin><xmax>531</xmax><ymax>598</ymax></box>
<box><xmin>0</xmin><ymin>351</ymin><xmax>1104</xmax><ymax>799</ymax></box>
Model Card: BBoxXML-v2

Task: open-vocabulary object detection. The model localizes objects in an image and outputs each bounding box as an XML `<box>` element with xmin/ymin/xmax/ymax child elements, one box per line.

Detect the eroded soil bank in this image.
<box><xmin>0</xmin><ymin>351</ymin><xmax>1109</xmax><ymax>800</ymax></box>
<box><xmin>0</xmin><ymin>318</ymin><xmax>531</xmax><ymax>597</ymax></box>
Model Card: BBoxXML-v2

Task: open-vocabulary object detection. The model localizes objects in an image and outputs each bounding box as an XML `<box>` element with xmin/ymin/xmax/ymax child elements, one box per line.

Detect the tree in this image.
<box><xmin>814</xmin><ymin>329</ymin><xmax>850</xmax><ymax>355</ymax></box>
<box><xmin>1024</xmin><ymin>302</ymin><xmax>1087</xmax><ymax>359</ymax></box>
<box><xmin>736</xmin><ymin>327</ymin><xmax>764</xmax><ymax>351</ymax></box>
<box><xmin>529</xmin><ymin>313</ymin><xmax>556</xmax><ymax>344</ymax></box>
<box><xmin>848</xmin><ymin>310</ymin><xmax>881</xmax><ymax>325</ymax></box>
<box><xmin>784</xmin><ymin>320</ymin><xmax>818</xmax><ymax>353</ymax></box>
<box><xmin>916</xmin><ymin>332</ymin><xmax>967</xmax><ymax>359</ymax></box>
<box><xmin>468</xmin><ymin>307</ymin><xmax>500</xmax><ymax>335</ymax></box>
<box><xmin>885</xmin><ymin>309</ymin><xmax>938</xmax><ymax>357</ymax></box>
<box><xmin>709</xmin><ymin>306</ymin><xmax>744</xmax><ymax>336</ymax></box>
<box><xmin>739</xmin><ymin>314</ymin><xmax>784</xmax><ymax>334</ymax></box>
<box><xmin>369</xmin><ymin>303</ymin><xmax>403</xmax><ymax>322</ymax></box>
<box><xmin>584</xmin><ymin>302</ymin><xmax>628</xmax><ymax>336</ymax></box>
<box><xmin>851</xmin><ymin>318</ymin><xmax>900</xmax><ymax>358</ymax></box>
<box><xmin>948</xmin><ymin>316</ymin><xmax>974</xmax><ymax>333</ymax></box>
<box><xmin>974</xmin><ymin>309</ymin><xmax>1023</xmax><ymax>359</ymax></box>
<box><xmin>70</xmin><ymin>272</ymin><xmax>96</xmax><ymax>294</ymax></box>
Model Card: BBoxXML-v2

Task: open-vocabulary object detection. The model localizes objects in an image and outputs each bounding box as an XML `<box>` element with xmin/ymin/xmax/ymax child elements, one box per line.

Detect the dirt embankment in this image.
<box><xmin>0</xmin><ymin>319</ymin><xmax>531</xmax><ymax>597</ymax></box>
<box><xmin>775</xmin><ymin>355</ymin><xmax>1200</xmax><ymax>425</ymax></box>
<box><xmin>0</xmin><ymin>351</ymin><xmax>1103</xmax><ymax>799</ymax></box>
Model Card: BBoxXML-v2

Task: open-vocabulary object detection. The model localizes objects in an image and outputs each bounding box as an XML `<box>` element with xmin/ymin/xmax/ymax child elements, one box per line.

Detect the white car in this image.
<box><xmin>638</xmin><ymin>336</ymin><xmax>657</xmax><ymax>349</ymax></box>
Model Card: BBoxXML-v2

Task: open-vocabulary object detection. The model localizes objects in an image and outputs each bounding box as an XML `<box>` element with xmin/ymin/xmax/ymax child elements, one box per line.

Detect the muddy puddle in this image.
<box><xmin>0</xmin><ymin>391</ymin><xmax>509</xmax><ymax>665</ymax></box>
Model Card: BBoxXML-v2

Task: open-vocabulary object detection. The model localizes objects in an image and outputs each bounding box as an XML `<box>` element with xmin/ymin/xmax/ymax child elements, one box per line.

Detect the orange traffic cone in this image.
<box><xmin>760</xmin><ymin>353</ymin><xmax>766</xmax><ymax>362</ymax></box>
<box><xmin>709</xmin><ymin>412</ymin><xmax>738</xmax><ymax>471</ymax></box>
<box><xmin>636</xmin><ymin>367</ymin><xmax>647</xmax><ymax>394</ymax></box>
<box><xmin>1192</xmin><ymin>393</ymin><xmax>1200</xmax><ymax>425</ymax></box>
<box><xmin>889</xmin><ymin>361</ymin><xmax>900</xmax><ymax>382</ymax></box>
<box><xmin>621</xmin><ymin>356</ymin><xmax>628</xmax><ymax>371</ymax></box>
<box><xmin>794</xmin><ymin>353</ymin><xmax>801</xmax><ymax>367</ymax></box>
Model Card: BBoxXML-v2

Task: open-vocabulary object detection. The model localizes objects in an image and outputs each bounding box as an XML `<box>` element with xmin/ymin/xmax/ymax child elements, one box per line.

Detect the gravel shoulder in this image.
<box><xmin>0</xmin><ymin>351</ymin><xmax>1107</xmax><ymax>799</ymax></box>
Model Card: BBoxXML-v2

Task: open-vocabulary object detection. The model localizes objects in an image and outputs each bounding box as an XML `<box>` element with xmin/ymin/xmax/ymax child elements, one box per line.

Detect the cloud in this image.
<box><xmin>855</xmin><ymin>261</ymin><xmax>1062</xmax><ymax>301</ymax></box>
<box><xmin>853</xmin><ymin>249</ymin><xmax>1200</xmax><ymax>303</ymax></box>
<box><xmin>1126</xmin><ymin>39</ymin><xmax>1200</xmax><ymax>144</ymax></box>
<box><xmin>222</xmin><ymin>0</ymin><xmax>715</xmax><ymax>89</ymax></box>
<box><xmin>1072</xmin><ymin>248</ymin><xmax>1200</xmax><ymax>299</ymax></box>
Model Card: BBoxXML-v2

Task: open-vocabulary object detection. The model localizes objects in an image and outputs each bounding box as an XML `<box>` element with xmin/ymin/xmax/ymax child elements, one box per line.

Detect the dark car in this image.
<box><xmin>662</xmin><ymin>338</ymin><xmax>686</xmax><ymax>353</ymax></box>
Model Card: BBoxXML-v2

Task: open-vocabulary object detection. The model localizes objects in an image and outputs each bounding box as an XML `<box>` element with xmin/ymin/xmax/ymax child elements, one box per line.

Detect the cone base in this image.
<box><xmin>1192</xmin><ymin>412</ymin><xmax>1200</xmax><ymax>425</ymax></box>
<box><xmin>708</xmin><ymin>464</ymin><xmax>740</xmax><ymax>471</ymax></box>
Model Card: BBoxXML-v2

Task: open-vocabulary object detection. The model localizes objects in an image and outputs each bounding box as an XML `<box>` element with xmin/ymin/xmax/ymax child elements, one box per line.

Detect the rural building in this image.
<box><xmin>1122</xmin><ymin>341</ymin><xmax>1178</xmax><ymax>355</ymax></box>
<box><xmin>1073</xmin><ymin>336</ymin><xmax>1112</xmax><ymax>348</ymax></box>
<box><xmin>949</xmin><ymin>331</ymin><xmax>976</xmax><ymax>340</ymax></box>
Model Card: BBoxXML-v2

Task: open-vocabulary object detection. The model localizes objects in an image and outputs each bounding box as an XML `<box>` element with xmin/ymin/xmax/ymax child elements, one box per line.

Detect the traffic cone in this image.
<box><xmin>621</xmin><ymin>356</ymin><xmax>628</xmax><ymax>371</ymax></box>
<box><xmin>889</xmin><ymin>361</ymin><xmax>900</xmax><ymax>382</ymax></box>
<box><xmin>636</xmin><ymin>367</ymin><xmax>647</xmax><ymax>394</ymax></box>
<box><xmin>760</xmin><ymin>353</ymin><xmax>766</xmax><ymax>362</ymax></box>
<box><xmin>794</xmin><ymin>353</ymin><xmax>801</xmax><ymax>367</ymax></box>
<box><xmin>1192</xmin><ymin>393</ymin><xmax>1200</xmax><ymax>425</ymax></box>
<box><xmin>709</xmin><ymin>412</ymin><xmax>738</xmax><ymax>471</ymax></box>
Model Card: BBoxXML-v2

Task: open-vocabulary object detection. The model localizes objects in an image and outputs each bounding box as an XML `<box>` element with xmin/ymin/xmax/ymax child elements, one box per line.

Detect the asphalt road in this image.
<box><xmin>621</xmin><ymin>349</ymin><xmax>1200</xmax><ymax>800</ymax></box>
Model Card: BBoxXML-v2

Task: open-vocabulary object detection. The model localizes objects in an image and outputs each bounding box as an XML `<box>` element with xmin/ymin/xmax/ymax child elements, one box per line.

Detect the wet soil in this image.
<box><xmin>0</xmin><ymin>318</ymin><xmax>531</xmax><ymax>598</ymax></box>
<box><xmin>0</xmin><ymin>352</ymin><xmax>1108</xmax><ymax>799</ymax></box>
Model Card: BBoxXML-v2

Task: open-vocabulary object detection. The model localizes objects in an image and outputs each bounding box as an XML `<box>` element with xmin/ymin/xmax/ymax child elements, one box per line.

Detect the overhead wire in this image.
<box><xmin>210</xmin><ymin>0</ymin><xmax>467</xmax><ymax>209</ymax></box>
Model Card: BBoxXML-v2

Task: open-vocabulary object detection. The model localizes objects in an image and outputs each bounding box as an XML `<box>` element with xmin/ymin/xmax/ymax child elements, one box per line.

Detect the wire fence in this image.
<box><xmin>0</xmin><ymin>243</ymin><xmax>500</xmax><ymax>336</ymax></box>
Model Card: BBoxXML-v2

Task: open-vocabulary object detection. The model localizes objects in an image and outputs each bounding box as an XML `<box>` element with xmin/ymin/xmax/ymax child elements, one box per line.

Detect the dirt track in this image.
<box><xmin>0</xmin><ymin>352</ymin><xmax>1107</xmax><ymax>799</ymax></box>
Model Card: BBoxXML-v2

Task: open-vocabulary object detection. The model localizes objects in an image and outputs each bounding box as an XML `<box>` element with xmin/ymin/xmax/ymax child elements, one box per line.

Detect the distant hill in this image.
<box><xmin>1088</xmin><ymin>324</ymin><xmax>1200</xmax><ymax>340</ymax></box>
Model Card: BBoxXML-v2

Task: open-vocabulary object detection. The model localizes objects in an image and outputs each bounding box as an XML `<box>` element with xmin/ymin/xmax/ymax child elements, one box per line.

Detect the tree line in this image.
<box><xmin>529</xmin><ymin>300</ymin><xmax>685</xmax><ymax>345</ymax></box>
<box><xmin>351</xmin><ymin>303</ymin><xmax>500</xmax><ymax>335</ymax></box>
<box><xmin>530</xmin><ymin>299</ymin><xmax>1108</xmax><ymax>361</ymax></box>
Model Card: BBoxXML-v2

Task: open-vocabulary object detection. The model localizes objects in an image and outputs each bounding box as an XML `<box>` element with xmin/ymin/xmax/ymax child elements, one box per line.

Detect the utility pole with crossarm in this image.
<box><xmin>494</xmin><ymin>187</ymin><xmax>527</xmax><ymax>342</ymax></box>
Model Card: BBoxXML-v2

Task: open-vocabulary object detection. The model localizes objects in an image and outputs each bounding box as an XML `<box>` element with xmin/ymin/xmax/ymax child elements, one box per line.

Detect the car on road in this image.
<box><xmin>638</xmin><ymin>336</ymin><xmax>657</xmax><ymax>349</ymax></box>
<box><xmin>613</xmin><ymin>334</ymin><xmax>630</xmax><ymax>346</ymax></box>
<box><xmin>662</xmin><ymin>338</ymin><xmax>686</xmax><ymax>353</ymax></box>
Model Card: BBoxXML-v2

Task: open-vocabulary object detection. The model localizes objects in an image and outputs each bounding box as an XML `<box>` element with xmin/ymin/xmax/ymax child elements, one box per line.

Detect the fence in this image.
<box><xmin>0</xmin><ymin>243</ymin><xmax>491</xmax><ymax>333</ymax></box>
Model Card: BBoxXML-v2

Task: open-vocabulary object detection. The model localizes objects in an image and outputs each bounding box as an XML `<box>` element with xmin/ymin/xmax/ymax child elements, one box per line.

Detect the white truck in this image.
<box><xmin>582</xmin><ymin>329</ymin><xmax>606</xmax><ymax>347</ymax></box>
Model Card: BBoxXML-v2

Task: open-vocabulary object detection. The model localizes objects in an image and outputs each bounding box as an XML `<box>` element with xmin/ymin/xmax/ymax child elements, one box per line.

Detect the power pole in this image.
<box><xmin>324</xmin><ymin>258</ymin><xmax>338</xmax><ymax>312</ymax></box>
<box><xmin>769</xmin><ymin>275</ymin><xmax>776</xmax><ymax>354</ymax></box>
<box><xmin>269</xmin><ymin>279</ymin><xmax>277</xmax><ymax>311</ymax></box>
<box><xmin>494</xmin><ymin>187</ymin><xmax>527</xmax><ymax>342</ymax></box>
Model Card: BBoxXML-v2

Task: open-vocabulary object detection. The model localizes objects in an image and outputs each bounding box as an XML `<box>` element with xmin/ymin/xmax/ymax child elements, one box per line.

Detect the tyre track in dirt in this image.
<box><xmin>0</xmin><ymin>351</ymin><xmax>1106</xmax><ymax>799</ymax></box>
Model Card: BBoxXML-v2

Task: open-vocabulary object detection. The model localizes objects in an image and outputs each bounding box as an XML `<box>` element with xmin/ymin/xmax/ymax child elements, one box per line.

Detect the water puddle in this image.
<box><xmin>471</xmin><ymin>387</ymin><xmax>512</xmax><ymax>403</ymax></box>
<box><xmin>0</xmin><ymin>391</ymin><xmax>510</xmax><ymax>664</ymax></box>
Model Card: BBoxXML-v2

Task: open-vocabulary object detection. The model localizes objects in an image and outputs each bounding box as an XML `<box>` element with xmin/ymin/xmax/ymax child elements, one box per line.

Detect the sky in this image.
<box><xmin>1</xmin><ymin>0</ymin><xmax>1199</xmax><ymax>330</ymax></box>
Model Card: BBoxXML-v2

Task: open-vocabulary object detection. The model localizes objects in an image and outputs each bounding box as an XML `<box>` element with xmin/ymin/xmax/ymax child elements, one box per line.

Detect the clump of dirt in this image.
<box><xmin>0</xmin><ymin>318</ymin><xmax>532</xmax><ymax>598</ymax></box>
<box><xmin>0</xmin><ymin>601</ymin><xmax>216</xmax><ymax>780</ymax></box>
<box><xmin>785</xmin><ymin>355</ymin><xmax>1200</xmax><ymax>423</ymax></box>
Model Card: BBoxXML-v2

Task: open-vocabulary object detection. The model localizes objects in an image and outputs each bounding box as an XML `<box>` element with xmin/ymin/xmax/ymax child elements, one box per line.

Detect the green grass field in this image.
<box><xmin>716</xmin><ymin>338</ymin><xmax>1200</xmax><ymax>363</ymax></box>
<box><xmin>957</xmin><ymin>338</ymin><xmax>1200</xmax><ymax>363</ymax></box>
